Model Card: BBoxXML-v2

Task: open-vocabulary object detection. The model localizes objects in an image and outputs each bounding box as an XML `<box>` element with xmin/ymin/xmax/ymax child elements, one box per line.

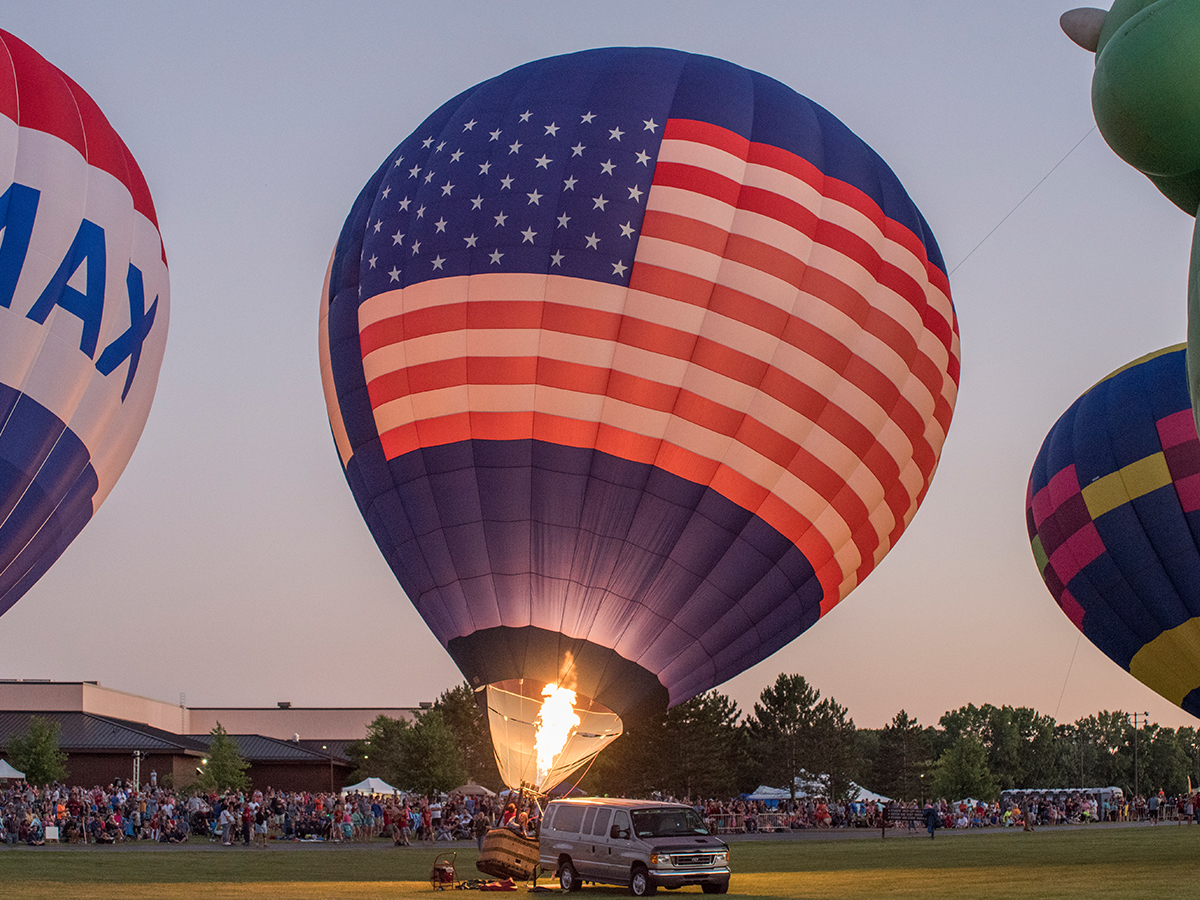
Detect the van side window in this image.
<box><xmin>612</xmin><ymin>810</ymin><xmax>631</xmax><ymax>839</ymax></box>
<box><xmin>542</xmin><ymin>806</ymin><xmax>556</xmax><ymax>830</ymax></box>
<box><xmin>581</xmin><ymin>807</ymin><xmax>597</xmax><ymax>834</ymax></box>
<box><xmin>592</xmin><ymin>808</ymin><xmax>612</xmax><ymax>837</ymax></box>
<box><xmin>553</xmin><ymin>804</ymin><xmax>584</xmax><ymax>833</ymax></box>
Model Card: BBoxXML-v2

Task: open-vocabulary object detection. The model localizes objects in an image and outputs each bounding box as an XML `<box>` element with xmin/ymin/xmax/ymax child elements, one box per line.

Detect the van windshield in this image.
<box><xmin>630</xmin><ymin>808</ymin><xmax>710</xmax><ymax>837</ymax></box>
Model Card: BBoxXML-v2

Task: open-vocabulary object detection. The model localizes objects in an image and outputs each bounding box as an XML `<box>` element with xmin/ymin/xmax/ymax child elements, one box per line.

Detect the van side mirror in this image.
<box><xmin>610</xmin><ymin>824</ymin><xmax>629</xmax><ymax>839</ymax></box>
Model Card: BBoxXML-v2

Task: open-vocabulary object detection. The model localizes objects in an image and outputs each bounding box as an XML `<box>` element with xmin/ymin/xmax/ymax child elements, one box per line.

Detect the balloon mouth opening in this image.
<box><xmin>484</xmin><ymin>679</ymin><xmax>623</xmax><ymax>794</ymax></box>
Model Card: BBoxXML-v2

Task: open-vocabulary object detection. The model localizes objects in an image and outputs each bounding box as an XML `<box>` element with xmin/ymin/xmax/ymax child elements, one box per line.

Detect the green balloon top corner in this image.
<box><xmin>1088</xmin><ymin>0</ymin><xmax>1200</xmax><ymax>214</ymax></box>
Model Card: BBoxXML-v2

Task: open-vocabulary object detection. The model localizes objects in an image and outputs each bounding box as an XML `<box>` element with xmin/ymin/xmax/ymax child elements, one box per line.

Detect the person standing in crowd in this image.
<box><xmin>474</xmin><ymin>810</ymin><xmax>490</xmax><ymax>852</ymax></box>
<box><xmin>255</xmin><ymin>804</ymin><xmax>269</xmax><ymax>848</ymax></box>
<box><xmin>218</xmin><ymin>804</ymin><xmax>234</xmax><ymax>846</ymax></box>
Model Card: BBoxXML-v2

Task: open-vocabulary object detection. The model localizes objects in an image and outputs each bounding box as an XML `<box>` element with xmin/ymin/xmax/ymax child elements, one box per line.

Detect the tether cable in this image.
<box><xmin>950</xmin><ymin>126</ymin><xmax>1096</xmax><ymax>275</ymax></box>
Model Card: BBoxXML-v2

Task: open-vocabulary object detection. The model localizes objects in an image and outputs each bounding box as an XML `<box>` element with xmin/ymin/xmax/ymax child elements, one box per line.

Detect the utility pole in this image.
<box><xmin>1129</xmin><ymin>711</ymin><xmax>1149</xmax><ymax>800</ymax></box>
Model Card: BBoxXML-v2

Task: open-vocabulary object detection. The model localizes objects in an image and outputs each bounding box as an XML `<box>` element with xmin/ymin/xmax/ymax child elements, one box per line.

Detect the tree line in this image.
<box><xmin>9</xmin><ymin>673</ymin><xmax>1197</xmax><ymax>801</ymax></box>
<box><xmin>350</xmin><ymin>674</ymin><xmax>1200</xmax><ymax>802</ymax></box>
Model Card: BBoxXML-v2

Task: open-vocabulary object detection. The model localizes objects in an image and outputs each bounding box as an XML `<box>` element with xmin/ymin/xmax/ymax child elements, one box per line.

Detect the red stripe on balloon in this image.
<box><xmin>639</xmin><ymin>189</ymin><xmax>950</xmax><ymax>423</ymax></box>
<box><xmin>0</xmin><ymin>31</ymin><xmax>164</xmax><ymax>259</ymax></box>
<box><xmin>364</xmin><ymin>294</ymin><xmax>935</xmax><ymax>489</ymax></box>
<box><xmin>667</xmin><ymin>118</ymin><xmax>953</xmax><ymax>324</ymax></box>
<box><xmin>379</xmin><ymin>408</ymin><xmax>843</xmax><ymax>604</ymax></box>
<box><xmin>366</xmin><ymin>326</ymin><xmax>918</xmax><ymax>534</ymax></box>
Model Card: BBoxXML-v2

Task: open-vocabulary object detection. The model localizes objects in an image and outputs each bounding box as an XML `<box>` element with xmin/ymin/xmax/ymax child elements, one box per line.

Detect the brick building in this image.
<box><xmin>0</xmin><ymin>680</ymin><xmax>422</xmax><ymax>791</ymax></box>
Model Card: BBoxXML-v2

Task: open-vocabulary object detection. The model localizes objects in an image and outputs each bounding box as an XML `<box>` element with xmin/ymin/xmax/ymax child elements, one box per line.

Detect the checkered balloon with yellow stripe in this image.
<box><xmin>1028</xmin><ymin>344</ymin><xmax>1200</xmax><ymax>716</ymax></box>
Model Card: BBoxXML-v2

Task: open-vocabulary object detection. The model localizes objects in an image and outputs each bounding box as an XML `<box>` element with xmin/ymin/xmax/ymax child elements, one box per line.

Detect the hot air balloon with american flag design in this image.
<box><xmin>319</xmin><ymin>48</ymin><xmax>958</xmax><ymax>792</ymax></box>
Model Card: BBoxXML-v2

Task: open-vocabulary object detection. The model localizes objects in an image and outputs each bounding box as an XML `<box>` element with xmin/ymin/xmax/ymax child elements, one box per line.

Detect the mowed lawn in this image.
<box><xmin>1</xmin><ymin>825</ymin><xmax>1196</xmax><ymax>900</ymax></box>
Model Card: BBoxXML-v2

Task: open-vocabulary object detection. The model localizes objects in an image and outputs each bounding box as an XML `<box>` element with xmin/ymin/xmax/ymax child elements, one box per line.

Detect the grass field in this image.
<box><xmin>1</xmin><ymin>825</ymin><xmax>1195</xmax><ymax>899</ymax></box>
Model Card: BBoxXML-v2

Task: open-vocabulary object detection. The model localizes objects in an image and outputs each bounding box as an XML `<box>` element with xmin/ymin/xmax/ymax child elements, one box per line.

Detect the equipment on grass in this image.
<box><xmin>431</xmin><ymin>850</ymin><xmax>458</xmax><ymax>890</ymax></box>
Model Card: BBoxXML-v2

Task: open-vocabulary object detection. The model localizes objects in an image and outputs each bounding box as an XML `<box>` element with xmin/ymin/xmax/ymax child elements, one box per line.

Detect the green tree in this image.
<box><xmin>747</xmin><ymin>673</ymin><xmax>820</xmax><ymax>798</ymax></box>
<box><xmin>347</xmin><ymin>714</ymin><xmax>413</xmax><ymax>786</ymax></box>
<box><xmin>195</xmin><ymin>722</ymin><xmax>249</xmax><ymax>793</ymax></box>
<box><xmin>348</xmin><ymin>710</ymin><xmax>467</xmax><ymax>796</ymax></box>
<box><xmin>405</xmin><ymin>709</ymin><xmax>468</xmax><ymax>796</ymax></box>
<box><xmin>747</xmin><ymin>674</ymin><xmax>857</xmax><ymax>799</ymax></box>
<box><xmin>1068</xmin><ymin>712</ymin><xmax>1131</xmax><ymax>790</ymax></box>
<box><xmin>873</xmin><ymin>710</ymin><xmax>932</xmax><ymax>801</ymax></box>
<box><xmin>4</xmin><ymin>716</ymin><xmax>68</xmax><ymax>785</ymax></box>
<box><xmin>587</xmin><ymin>691</ymin><xmax>748</xmax><ymax>800</ymax></box>
<box><xmin>1178</xmin><ymin>726</ymin><xmax>1200</xmax><ymax>791</ymax></box>
<box><xmin>1142</xmin><ymin>725</ymin><xmax>1192</xmax><ymax>796</ymax></box>
<box><xmin>853</xmin><ymin>727</ymin><xmax>880</xmax><ymax>791</ymax></box>
<box><xmin>936</xmin><ymin>703</ymin><xmax>1057</xmax><ymax>790</ymax></box>
<box><xmin>434</xmin><ymin>683</ymin><xmax>503</xmax><ymax>790</ymax></box>
<box><xmin>931</xmin><ymin>733</ymin><xmax>998</xmax><ymax>801</ymax></box>
<box><xmin>1075</xmin><ymin>710</ymin><xmax>1128</xmax><ymax>787</ymax></box>
<box><xmin>811</xmin><ymin>695</ymin><xmax>858</xmax><ymax>800</ymax></box>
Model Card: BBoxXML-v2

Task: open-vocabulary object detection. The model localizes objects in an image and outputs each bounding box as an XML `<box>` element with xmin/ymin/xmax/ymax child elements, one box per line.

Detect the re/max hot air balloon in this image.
<box><xmin>0</xmin><ymin>32</ymin><xmax>168</xmax><ymax>618</ymax></box>
<box><xmin>1027</xmin><ymin>345</ymin><xmax>1200</xmax><ymax>718</ymax></box>
<box><xmin>320</xmin><ymin>48</ymin><xmax>958</xmax><ymax>791</ymax></box>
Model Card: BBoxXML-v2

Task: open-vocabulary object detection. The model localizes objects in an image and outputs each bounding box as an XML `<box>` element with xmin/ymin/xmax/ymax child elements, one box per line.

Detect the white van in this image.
<box><xmin>539</xmin><ymin>798</ymin><xmax>731</xmax><ymax>896</ymax></box>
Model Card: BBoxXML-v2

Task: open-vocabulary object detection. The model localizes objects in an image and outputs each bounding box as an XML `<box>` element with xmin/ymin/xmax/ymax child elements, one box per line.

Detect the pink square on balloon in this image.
<box><xmin>1058</xmin><ymin>588</ymin><xmax>1085</xmax><ymax>630</ymax></box>
<box><xmin>1157</xmin><ymin>409</ymin><xmax>1197</xmax><ymax>449</ymax></box>
<box><xmin>1049</xmin><ymin>521</ymin><xmax>1104</xmax><ymax>582</ymax></box>
<box><xmin>1174</xmin><ymin>472</ymin><xmax>1200</xmax><ymax>513</ymax></box>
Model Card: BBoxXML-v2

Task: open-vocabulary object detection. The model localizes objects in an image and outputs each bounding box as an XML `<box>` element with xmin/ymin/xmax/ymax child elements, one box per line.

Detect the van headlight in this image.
<box><xmin>650</xmin><ymin>852</ymin><xmax>668</xmax><ymax>866</ymax></box>
<box><xmin>713</xmin><ymin>851</ymin><xmax>729</xmax><ymax>865</ymax></box>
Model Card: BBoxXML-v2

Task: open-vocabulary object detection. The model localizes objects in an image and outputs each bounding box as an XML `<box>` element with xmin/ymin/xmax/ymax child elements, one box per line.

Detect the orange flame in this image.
<box><xmin>534</xmin><ymin>683</ymin><xmax>579</xmax><ymax>786</ymax></box>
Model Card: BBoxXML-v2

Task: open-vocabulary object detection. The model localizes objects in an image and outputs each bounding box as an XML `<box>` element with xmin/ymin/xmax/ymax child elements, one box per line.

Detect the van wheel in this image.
<box><xmin>629</xmin><ymin>866</ymin><xmax>656</xmax><ymax>896</ymax></box>
<box><xmin>560</xmin><ymin>861</ymin><xmax>582</xmax><ymax>892</ymax></box>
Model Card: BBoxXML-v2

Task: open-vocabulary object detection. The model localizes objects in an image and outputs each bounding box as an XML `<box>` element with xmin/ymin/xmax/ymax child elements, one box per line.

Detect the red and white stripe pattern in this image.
<box><xmin>357</xmin><ymin>118</ymin><xmax>959</xmax><ymax>610</ymax></box>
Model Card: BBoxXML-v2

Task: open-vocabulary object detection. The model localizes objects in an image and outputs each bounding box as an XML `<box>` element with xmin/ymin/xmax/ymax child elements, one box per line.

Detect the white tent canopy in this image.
<box><xmin>746</xmin><ymin>779</ymin><xmax>891</xmax><ymax>804</ymax></box>
<box><xmin>848</xmin><ymin>783</ymin><xmax>892</xmax><ymax>803</ymax></box>
<box><xmin>341</xmin><ymin>776</ymin><xmax>399</xmax><ymax>795</ymax></box>
<box><xmin>0</xmin><ymin>759</ymin><xmax>25</xmax><ymax>780</ymax></box>
<box><xmin>451</xmin><ymin>782</ymin><xmax>497</xmax><ymax>797</ymax></box>
<box><xmin>746</xmin><ymin>785</ymin><xmax>791</xmax><ymax>801</ymax></box>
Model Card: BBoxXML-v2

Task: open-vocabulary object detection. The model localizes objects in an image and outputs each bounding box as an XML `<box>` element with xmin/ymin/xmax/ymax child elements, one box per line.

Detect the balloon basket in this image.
<box><xmin>476</xmin><ymin>828</ymin><xmax>541</xmax><ymax>881</ymax></box>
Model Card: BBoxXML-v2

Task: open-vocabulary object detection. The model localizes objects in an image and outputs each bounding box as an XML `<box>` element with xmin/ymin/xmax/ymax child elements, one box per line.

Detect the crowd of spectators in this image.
<box><xmin>0</xmin><ymin>778</ymin><xmax>503</xmax><ymax>847</ymax></box>
<box><xmin>691</xmin><ymin>790</ymin><xmax>1200</xmax><ymax>833</ymax></box>
<box><xmin>6</xmin><ymin>778</ymin><xmax>1200</xmax><ymax>847</ymax></box>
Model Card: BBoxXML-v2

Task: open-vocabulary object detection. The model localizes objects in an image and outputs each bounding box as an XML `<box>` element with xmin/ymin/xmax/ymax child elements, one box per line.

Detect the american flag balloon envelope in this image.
<box><xmin>320</xmin><ymin>48</ymin><xmax>958</xmax><ymax>791</ymax></box>
<box><xmin>0</xmin><ymin>32</ymin><xmax>168</xmax><ymax>619</ymax></box>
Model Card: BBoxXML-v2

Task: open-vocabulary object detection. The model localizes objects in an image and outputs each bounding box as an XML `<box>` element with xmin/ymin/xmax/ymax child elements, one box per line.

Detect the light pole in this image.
<box><xmin>1193</xmin><ymin>736</ymin><xmax>1199</xmax><ymax>792</ymax></box>
<box><xmin>322</xmin><ymin>745</ymin><xmax>333</xmax><ymax>793</ymax></box>
<box><xmin>1129</xmin><ymin>711</ymin><xmax>1149</xmax><ymax>800</ymax></box>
